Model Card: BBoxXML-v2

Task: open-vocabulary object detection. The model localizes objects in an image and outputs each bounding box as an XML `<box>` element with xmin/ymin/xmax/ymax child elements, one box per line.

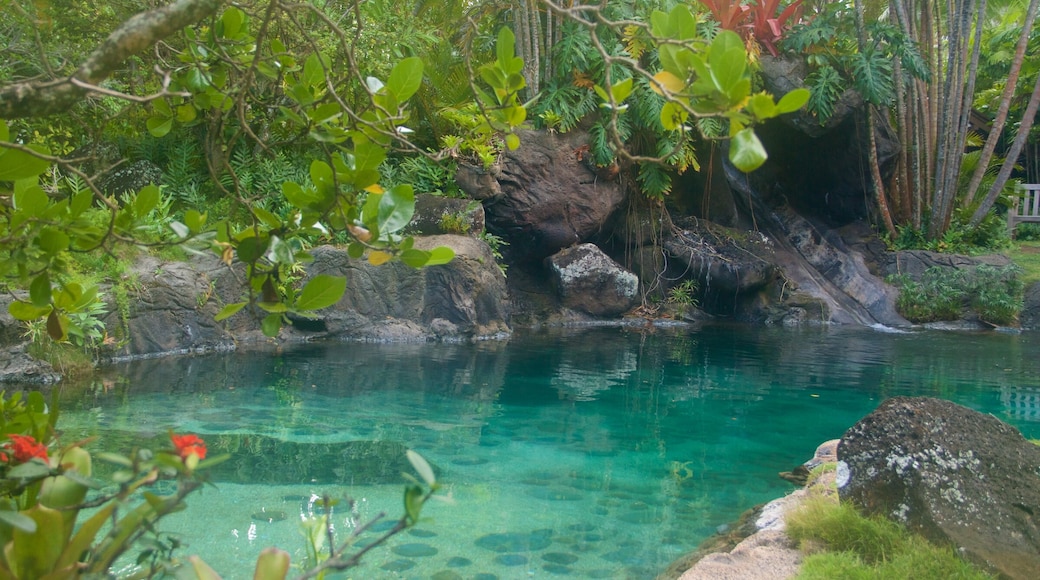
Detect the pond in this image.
<box><xmin>56</xmin><ymin>324</ymin><xmax>1040</xmax><ymax>579</ymax></box>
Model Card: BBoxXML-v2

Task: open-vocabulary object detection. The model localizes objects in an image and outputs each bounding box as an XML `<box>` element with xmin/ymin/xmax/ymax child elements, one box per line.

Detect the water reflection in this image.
<box><xmin>53</xmin><ymin>325</ymin><xmax>1040</xmax><ymax>577</ymax></box>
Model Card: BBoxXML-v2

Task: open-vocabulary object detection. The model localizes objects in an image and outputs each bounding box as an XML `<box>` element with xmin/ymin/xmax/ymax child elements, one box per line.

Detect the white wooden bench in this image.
<box><xmin>1008</xmin><ymin>184</ymin><xmax>1040</xmax><ymax>236</ymax></box>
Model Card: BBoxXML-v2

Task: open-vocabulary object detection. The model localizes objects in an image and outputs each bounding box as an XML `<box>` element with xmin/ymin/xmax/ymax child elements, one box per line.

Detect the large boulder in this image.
<box><xmin>837</xmin><ymin>396</ymin><xmax>1040</xmax><ymax>579</ymax></box>
<box><xmin>547</xmin><ymin>243</ymin><xmax>639</xmax><ymax>317</ymax></box>
<box><xmin>101</xmin><ymin>255</ymin><xmax>249</xmax><ymax>359</ymax></box>
<box><xmin>97</xmin><ymin>159</ymin><xmax>163</xmax><ymax>196</ymax></box>
<box><xmin>299</xmin><ymin>237</ymin><xmax>510</xmax><ymax>340</ymax></box>
<box><xmin>457</xmin><ymin>130</ymin><xmax>627</xmax><ymax>263</ymax></box>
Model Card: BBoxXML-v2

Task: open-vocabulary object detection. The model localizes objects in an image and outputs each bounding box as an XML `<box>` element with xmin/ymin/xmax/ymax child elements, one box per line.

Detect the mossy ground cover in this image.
<box><xmin>785</xmin><ymin>466</ymin><xmax>993</xmax><ymax>580</ymax></box>
<box><xmin>1006</xmin><ymin>241</ymin><xmax>1040</xmax><ymax>286</ymax></box>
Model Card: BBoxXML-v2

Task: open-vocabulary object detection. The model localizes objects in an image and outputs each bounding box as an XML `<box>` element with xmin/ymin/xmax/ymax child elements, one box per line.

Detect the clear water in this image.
<box><xmin>56</xmin><ymin>325</ymin><xmax>1040</xmax><ymax>579</ymax></box>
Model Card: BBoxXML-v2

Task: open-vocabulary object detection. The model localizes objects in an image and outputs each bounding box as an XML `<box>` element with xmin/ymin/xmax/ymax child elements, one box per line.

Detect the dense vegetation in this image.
<box><xmin>0</xmin><ymin>0</ymin><xmax>1038</xmax><ymax>577</ymax></box>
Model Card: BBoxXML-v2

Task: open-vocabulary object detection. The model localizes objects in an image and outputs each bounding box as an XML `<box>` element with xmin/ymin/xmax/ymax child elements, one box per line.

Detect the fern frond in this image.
<box><xmin>638</xmin><ymin>163</ymin><xmax>672</xmax><ymax>199</ymax></box>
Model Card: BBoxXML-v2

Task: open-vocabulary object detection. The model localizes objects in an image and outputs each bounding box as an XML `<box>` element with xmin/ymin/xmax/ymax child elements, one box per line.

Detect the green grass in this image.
<box><xmin>786</xmin><ymin>495</ymin><xmax>993</xmax><ymax>580</ymax></box>
<box><xmin>1006</xmin><ymin>241</ymin><xmax>1040</xmax><ymax>286</ymax></box>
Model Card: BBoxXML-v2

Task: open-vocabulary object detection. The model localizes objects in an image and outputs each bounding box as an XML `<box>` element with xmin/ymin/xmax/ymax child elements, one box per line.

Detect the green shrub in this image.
<box><xmin>1014</xmin><ymin>223</ymin><xmax>1040</xmax><ymax>241</ymax></box>
<box><xmin>888</xmin><ymin>265</ymin><xmax>1023</xmax><ymax>325</ymax></box>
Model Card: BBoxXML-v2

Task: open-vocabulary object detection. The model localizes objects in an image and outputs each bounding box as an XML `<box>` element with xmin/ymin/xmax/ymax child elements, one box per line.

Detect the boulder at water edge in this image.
<box><xmin>837</xmin><ymin>396</ymin><xmax>1040</xmax><ymax>579</ymax></box>
<box><xmin>547</xmin><ymin>244</ymin><xmax>639</xmax><ymax>317</ymax></box>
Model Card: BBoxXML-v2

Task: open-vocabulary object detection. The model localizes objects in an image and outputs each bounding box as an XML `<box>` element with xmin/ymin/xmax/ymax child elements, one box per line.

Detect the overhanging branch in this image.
<box><xmin>0</xmin><ymin>0</ymin><xmax>226</xmax><ymax>119</ymax></box>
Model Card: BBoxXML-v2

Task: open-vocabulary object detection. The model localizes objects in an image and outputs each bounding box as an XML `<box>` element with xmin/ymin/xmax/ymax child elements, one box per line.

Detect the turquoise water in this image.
<box><xmin>56</xmin><ymin>325</ymin><xmax>1040</xmax><ymax>579</ymax></box>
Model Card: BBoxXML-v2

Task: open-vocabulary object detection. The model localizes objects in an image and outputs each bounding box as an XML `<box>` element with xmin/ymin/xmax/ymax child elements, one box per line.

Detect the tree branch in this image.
<box><xmin>0</xmin><ymin>0</ymin><xmax>226</xmax><ymax>119</ymax></box>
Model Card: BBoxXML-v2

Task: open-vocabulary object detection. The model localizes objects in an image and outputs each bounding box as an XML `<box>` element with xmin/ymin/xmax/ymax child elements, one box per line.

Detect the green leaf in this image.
<box><xmin>8</xmin><ymin>459</ymin><xmax>52</xmax><ymax>479</ymax></box>
<box><xmin>776</xmin><ymin>88</ymin><xmax>810</xmax><ymax>114</ymax></box>
<box><xmin>377</xmin><ymin>184</ymin><xmax>415</xmax><ymax>235</ymax></box>
<box><xmin>295</xmin><ymin>274</ymin><xmax>346</xmax><ymax>311</ymax></box>
<box><xmin>38</xmin><ymin>227</ymin><xmax>69</xmax><ymax>254</ymax></box>
<box><xmin>496</xmin><ymin>28</ymin><xmax>516</xmax><ymax>68</ymax></box>
<box><xmin>708</xmin><ymin>31</ymin><xmax>747</xmax><ymax>94</ymax></box>
<box><xmin>424</xmin><ymin>246</ymin><xmax>455</xmax><ymax>266</ymax></box>
<box><xmin>261</xmin><ymin>313</ymin><xmax>282</xmax><ymax>337</ymax></box>
<box><xmin>353</xmin><ymin>140</ymin><xmax>387</xmax><ymax>173</ymax></box>
<box><xmin>11</xmin><ymin>505</ymin><xmax>64</xmax><ymax>578</ymax></box>
<box><xmin>0</xmin><ymin>510</ymin><xmax>37</xmax><ymax>533</ymax></box>
<box><xmin>347</xmin><ymin>242</ymin><xmax>365</xmax><ymax>259</ymax></box>
<box><xmin>13</xmin><ymin>182</ymin><xmax>48</xmax><ymax>216</ymax></box>
<box><xmin>185</xmin><ymin>209</ymin><xmax>206</xmax><ymax>232</ymax></box>
<box><xmin>70</xmin><ymin>189</ymin><xmax>93</xmax><ymax>216</ymax></box>
<box><xmin>670</xmin><ymin>4</ymin><xmax>698</xmax><ymax>40</ymax></box>
<box><xmin>134</xmin><ymin>184</ymin><xmax>161</xmax><ymax>216</ymax></box>
<box><xmin>407</xmin><ymin>450</ymin><xmax>436</xmax><ymax>486</ymax></box>
<box><xmin>237</xmin><ymin>235</ymin><xmax>269</xmax><ymax>263</ymax></box>
<box><xmin>303</xmin><ymin>53</ymin><xmax>326</xmax><ymax>88</ymax></box>
<box><xmin>30</xmin><ymin>273</ymin><xmax>51</xmax><ymax>308</ymax></box>
<box><xmin>386</xmin><ymin>57</ymin><xmax>424</xmax><ymax>102</ymax></box>
<box><xmin>729</xmin><ymin>127</ymin><xmax>768</xmax><ymax>173</ymax></box>
<box><xmin>283</xmin><ymin>181</ymin><xmax>320</xmax><ymax>211</ymax></box>
<box><xmin>146</xmin><ymin>116</ymin><xmax>173</xmax><ymax>138</ymax></box>
<box><xmin>176</xmin><ymin>104</ymin><xmax>197</xmax><ymax>123</ymax></box>
<box><xmin>747</xmin><ymin>93</ymin><xmax>778</xmax><ymax>120</ymax></box>
<box><xmin>404</xmin><ymin>484</ymin><xmax>423</xmax><ymax>525</ymax></box>
<box><xmin>190</xmin><ymin>556</ymin><xmax>223</xmax><ymax>580</ymax></box>
<box><xmin>505</xmin><ymin>133</ymin><xmax>520</xmax><ymax>151</ymax></box>
<box><xmin>8</xmin><ymin>300</ymin><xmax>49</xmax><ymax>321</ymax></box>
<box><xmin>400</xmin><ymin>249</ymin><xmax>429</xmax><ymax>268</ymax></box>
<box><xmin>253</xmin><ymin>547</ymin><xmax>291</xmax><ymax>580</ymax></box>
<box><xmin>220</xmin><ymin>7</ymin><xmax>245</xmax><ymax>38</ymax></box>
<box><xmin>0</xmin><ymin>143</ymin><xmax>50</xmax><ymax>181</ymax></box>
<box><xmin>215</xmin><ymin>302</ymin><xmax>247</xmax><ymax>321</ymax></box>
<box><xmin>660</xmin><ymin>101</ymin><xmax>688</xmax><ymax>131</ymax></box>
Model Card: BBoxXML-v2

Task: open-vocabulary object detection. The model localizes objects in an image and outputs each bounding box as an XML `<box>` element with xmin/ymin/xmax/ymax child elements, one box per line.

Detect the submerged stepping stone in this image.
<box><xmin>542</xmin><ymin>563</ymin><xmax>573</xmax><ymax>575</ymax></box>
<box><xmin>380</xmin><ymin>559</ymin><xmax>415</xmax><ymax>572</ymax></box>
<box><xmin>567</xmin><ymin>523</ymin><xmax>596</xmax><ymax>532</ymax></box>
<box><xmin>617</xmin><ymin>510</ymin><xmax>658</xmax><ymax>525</ymax></box>
<box><xmin>370</xmin><ymin>520</ymin><xmax>397</xmax><ymax>533</ymax></box>
<box><xmin>431</xmin><ymin>572</ymin><xmax>463</xmax><ymax>580</ymax></box>
<box><xmin>600</xmin><ymin>549</ymin><xmax>646</xmax><ymax>566</ymax></box>
<box><xmin>251</xmin><ymin>509</ymin><xmax>287</xmax><ymax>523</ymax></box>
<box><xmin>472</xmin><ymin>574</ymin><xmax>499</xmax><ymax>580</ymax></box>
<box><xmin>526</xmin><ymin>487</ymin><xmax>583</xmax><ymax>501</ymax></box>
<box><xmin>445</xmin><ymin>557</ymin><xmax>472</xmax><ymax>568</ymax></box>
<box><xmin>583</xmin><ymin>568</ymin><xmax>617</xmax><ymax>578</ymax></box>
<box><xmin>542</xmin><ymin>552</ymin><xmax>579</xmax><ymax>565</ymax></box>
<box><xmin>408</xmin><ymin>528</ymin><xmax>437</xmax><ymax>538</ymax></box>
<box><xmin>494</xmin><ymin>554</ymin><xmax>529</xmax><ymax>567</ymax></box>
<box><xmin>450</xmin><ymin>456</ymin><xmax>489</xmax><ymax>466</ymax></box>
<box><xmin>474</xmin><ymin>529</ymin><xmax>553</xmax><ymax>553</ymax></box>
<box><xmin>391</xmin><ymin>543</ymin><xmax>438</xmax><ymax>558</ymax></box>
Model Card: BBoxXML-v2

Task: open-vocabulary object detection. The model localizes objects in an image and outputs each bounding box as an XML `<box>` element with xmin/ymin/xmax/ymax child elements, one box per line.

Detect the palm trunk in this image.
<box><xmin>963</xmin><ymin>0</ymin><xmax>1039</xmax><ymax>208</ymax></box>
<box><xmin>970</xmin><ymin>70</ymin><xmax>1040</xmax><ymax>225</ymax></box>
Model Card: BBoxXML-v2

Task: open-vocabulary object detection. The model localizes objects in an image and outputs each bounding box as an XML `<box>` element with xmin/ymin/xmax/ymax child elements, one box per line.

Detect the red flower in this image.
<box><xmin>171</xmin><ymin>433</ymin><xmax>207</xmax><ymax>461</ymax></box>
<box><xmin>7</xmin><ymin>434</ymin><xmax>49</xmax><ymax>463</ymax></box>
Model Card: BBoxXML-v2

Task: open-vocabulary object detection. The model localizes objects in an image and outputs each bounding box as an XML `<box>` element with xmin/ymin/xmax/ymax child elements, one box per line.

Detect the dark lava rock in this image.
<box><xmin>546</xmin><ymin>243</ymin><xmax>639</xmax><ymax>317</ymax></box>
<box><xmin>879</xmin><ymin>250</ymin><xmax>1013</xmax><ymax>281</ymax></box>
<box><xmin>458</xmin><ymin>130</ymin><xmax>626</xmax><ymax>263</ymax></box>
<box><xmin>1022</xmin><ymin>282</ymin><xmax>1040</xmax><ymax>330</ymax></box>
<box><xmin>97</xmin><ymin>159</ymin><xmax>163</xmax><ymax>196</ymax></box>
<box><xmin>838</xmin><ymin>396</ymin><xmax>1040</xmax><ymax>579</ymax></box>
